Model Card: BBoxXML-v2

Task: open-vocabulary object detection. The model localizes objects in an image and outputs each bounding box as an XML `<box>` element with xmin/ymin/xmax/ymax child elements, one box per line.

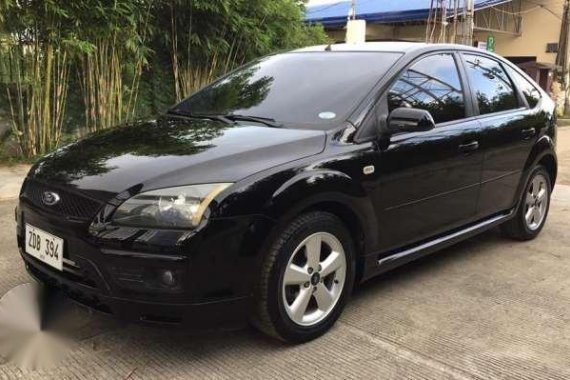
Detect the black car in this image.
<box><xmin>16</xmin><ymin>42</ymin><xmax>557</xmax><ymax>342</ymax></box>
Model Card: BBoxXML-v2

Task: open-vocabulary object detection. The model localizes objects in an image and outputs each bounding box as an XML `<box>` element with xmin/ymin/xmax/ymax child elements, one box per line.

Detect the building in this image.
<box><xmin>306</xmin><ymin>0</ymin><xmax>565</xmax><ymax>94</ymax></box>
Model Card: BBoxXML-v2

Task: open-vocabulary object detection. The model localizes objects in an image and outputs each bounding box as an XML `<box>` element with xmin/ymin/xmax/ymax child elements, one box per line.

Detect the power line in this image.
<box><xmin>307</xmin><ymin>1</ymin><xmax>348</xmax><ymax>16</ymax></box>
<box><xmin>526</xmin><ymin>0</ymin><xmax>564</xmax><ymax>19</ymax></box>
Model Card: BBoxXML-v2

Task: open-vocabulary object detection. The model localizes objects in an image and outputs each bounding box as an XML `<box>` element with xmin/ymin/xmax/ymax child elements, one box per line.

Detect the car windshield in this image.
<box><xmin>170</xmin><ymin>51</ymin><xmax>402</xmax><ymax>128</ymax></box>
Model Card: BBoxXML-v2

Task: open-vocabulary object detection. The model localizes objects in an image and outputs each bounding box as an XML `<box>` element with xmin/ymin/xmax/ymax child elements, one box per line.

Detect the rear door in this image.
<box><xmin>372</xmin><ymin>52</ymin><xmax>483</xmax><ymax>252</ymax></box>
<box><xmin>460</xmin><ymin>53</ymin><xmax>543</xmax><ymax>218</ymax></box>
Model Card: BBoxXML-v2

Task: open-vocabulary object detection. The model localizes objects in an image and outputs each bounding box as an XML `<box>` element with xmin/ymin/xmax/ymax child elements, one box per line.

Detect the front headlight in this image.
<box><xmin>112</xmin><ymin>183</ymin><xmax>232</xmax><ymax>228</ymax></box>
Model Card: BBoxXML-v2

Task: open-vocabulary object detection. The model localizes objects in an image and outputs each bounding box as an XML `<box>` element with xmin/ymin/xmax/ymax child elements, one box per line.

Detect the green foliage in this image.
<box><xmin>161</xmin><ymin>0</ymin><xmax>327</xmax><ymax>70</ymax></box>
<box><xmin>0</xmin><ymin>0</ymin><xmax>76</xmax><ymax>156</ymax></box>
<box><xmin>0</xmin><ymin>0</ymin><xmax>328</xmax><ymax>158</ymax></box>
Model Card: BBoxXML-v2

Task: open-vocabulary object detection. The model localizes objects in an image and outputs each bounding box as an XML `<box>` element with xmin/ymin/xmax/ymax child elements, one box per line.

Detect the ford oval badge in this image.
<box><xmin>42</xmin><ymin>191</ymin><xmax>60</xmax><ymax>206</ymax></box>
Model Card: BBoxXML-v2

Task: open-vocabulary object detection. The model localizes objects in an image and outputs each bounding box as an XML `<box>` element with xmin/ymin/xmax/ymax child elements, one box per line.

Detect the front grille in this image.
<box><xmin>21</xmin><ymin>179</ymin><xmax>104</xmax><ymax>219</ymax></box>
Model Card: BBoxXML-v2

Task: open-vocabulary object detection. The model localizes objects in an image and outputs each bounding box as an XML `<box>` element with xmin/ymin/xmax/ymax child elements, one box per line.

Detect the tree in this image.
<box><xmin>0</xmin><ymin>0</ymin><xmax>328</xmax><ymax>158</ymax></box>
<box><xmin>158</xmin><ymin>0</ymin><xmax>328</xmax><ymax>101</ymax></box>
<box><xmin>68</xmin><ymin>0</ymin><xmax>154</xmax><ymax>133</ymax></box>
<box><xmin>0</xmin><ymin>0</ymin><xmax>76</xmax><ymax>156</ymax></box>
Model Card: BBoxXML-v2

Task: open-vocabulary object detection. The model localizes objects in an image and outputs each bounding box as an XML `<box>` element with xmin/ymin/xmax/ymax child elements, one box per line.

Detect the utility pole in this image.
<box><xmin>349</xmin><ymin>0</ymin><xmax>356</xmax><ymax>21</ymax></box>
<box><xmin>439</xmin><ymin>0</ymin><xmax>447</xmax><ymax>43</ymax></box>
<box><xmin>464</xmin><ymin>0</ymin><xmax>474</xmax><ymax>46</ymax></box>
<box><xmin>345</xmin><ymin>0</ymin><xmax>365</xmax><ymax>44</ymax></box>
<box><xmin>426</xmin><ymin>0</ymin><xmax>440</xmax><ymax>43</ymax></box>
<box><xmin>557</xmin><ymin>0</ymin><xmax>570</xmax><ymax>114</ymax></box>
<box><xmin>451</xmin><ymin>0</ymin><xmax>459</xmax><ymax>43</ymax></box>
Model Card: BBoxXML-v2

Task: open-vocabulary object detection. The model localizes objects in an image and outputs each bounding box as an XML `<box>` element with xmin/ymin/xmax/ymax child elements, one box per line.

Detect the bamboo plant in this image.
<box><xmin>0</xmin><ymin>0</ymin><xmax>327</xmax><ymax>158</ymax></box>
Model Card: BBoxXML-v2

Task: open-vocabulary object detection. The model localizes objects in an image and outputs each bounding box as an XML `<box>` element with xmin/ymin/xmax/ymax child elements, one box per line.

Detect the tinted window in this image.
<box><xmin>463</xmin><ymin>54</ymin><xmax>518</xmax><ymax>115</ymax></box>
<box><xmin>172</xmin><ymin>52</ymin><xmax>402</xmax><ymax>127</ymax></box>
<box><xmin>505</xmin><ymin>66</ymin><xmax>541</xmax><ymax>108</ymax></box>
<box><xmin>388</xmin><ymin>53</ymin><xmax>465</xmax><ymax>124</ymax></box>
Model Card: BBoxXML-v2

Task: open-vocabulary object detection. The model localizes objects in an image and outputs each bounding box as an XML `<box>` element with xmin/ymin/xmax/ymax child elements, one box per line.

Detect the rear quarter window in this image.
<box><xmin>505</xmin><ymin>66</ymin><xmax>542</xmax><ymax>108</ymax></box>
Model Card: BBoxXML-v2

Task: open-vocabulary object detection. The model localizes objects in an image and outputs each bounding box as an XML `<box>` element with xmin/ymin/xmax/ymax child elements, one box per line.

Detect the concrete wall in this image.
<box><xmin>327</xmin><ymin>24</ymin><xmax>428</xmax><ymax>43</ymax></box>
<box><xmin>327</xmin><ymin>0</ymin><xmax>563</xmax><ymax>65</ymax></box>
<box><xmin>474</xmin><ymin>0</ymin><xmax>562</xmax><ymax>64</ymax></box>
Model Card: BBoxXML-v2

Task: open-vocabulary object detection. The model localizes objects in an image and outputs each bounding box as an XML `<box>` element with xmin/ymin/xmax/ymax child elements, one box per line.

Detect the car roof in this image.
<box><xmin>293</xmin><ymin>41</ymin><xmax>488</xmax><ymax>55</ymax></box>
<box><xmin>294</xmin><ymin>41</ymin><xmax>427</xmax><ymax>53</ymax></box>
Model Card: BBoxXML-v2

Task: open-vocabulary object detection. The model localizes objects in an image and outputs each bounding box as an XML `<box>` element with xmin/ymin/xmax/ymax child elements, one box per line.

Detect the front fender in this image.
<box><xmin>266</xmin><ymin>169</ymin><xmax>379</xmax><ymax>253</ymax></box>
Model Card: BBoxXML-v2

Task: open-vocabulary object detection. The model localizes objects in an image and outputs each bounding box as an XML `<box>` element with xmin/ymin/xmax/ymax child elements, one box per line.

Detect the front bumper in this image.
<box><xmin>22</xmin><ymin>254</ymin><xmax>250</xmax><ymax>327</ymax></box>
<box><xmin>17</xmin><ymin>198</ymin><xmax>275</xmax><ymax>328</ymax></box>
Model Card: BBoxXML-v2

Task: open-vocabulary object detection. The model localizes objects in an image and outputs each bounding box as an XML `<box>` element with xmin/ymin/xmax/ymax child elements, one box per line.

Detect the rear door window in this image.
<box><xmin>463</xmin><ymin>54</ymin><xmax>519</xmax><ymax>115</ymax></box>
<box><xmin>388</xmin><ymin>53</ymin><xmax>465</xmax><ymax>124</ymax></box>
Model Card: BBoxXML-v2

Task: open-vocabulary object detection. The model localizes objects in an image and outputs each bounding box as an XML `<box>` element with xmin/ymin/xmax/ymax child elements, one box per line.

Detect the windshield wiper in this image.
<box><xmin>223</xmin><ymin>114</ymin><xmax>282</xmax><ymax>128</ymax></box>
<box><xmin>167</xmin><ymin>110</ymin><xmax>282</xmax><ymax>128</ymax></box>
<box><xmin>167</xmin><ymin>110</ymin><xmax>234</xmax><ymax>125</ymax></box>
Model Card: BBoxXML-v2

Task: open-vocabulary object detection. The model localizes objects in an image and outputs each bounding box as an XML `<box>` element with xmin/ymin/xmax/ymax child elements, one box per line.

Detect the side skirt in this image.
<box><xmin>361</xmin><ymin>210</ymin><xmax>515</xmax><ymax>281</ymax></box>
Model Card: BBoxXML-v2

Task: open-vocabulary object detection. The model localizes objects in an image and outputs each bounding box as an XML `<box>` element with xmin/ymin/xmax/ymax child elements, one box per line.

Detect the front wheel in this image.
<box><xmin>501</xmin><ymin>165</ymin><xmax>551</xmax><ymax>240</ymax></box>
<box><xmin>252</xmin><ymin>212</ymin><xmax>355</xmax><ymax>343</ymax></box>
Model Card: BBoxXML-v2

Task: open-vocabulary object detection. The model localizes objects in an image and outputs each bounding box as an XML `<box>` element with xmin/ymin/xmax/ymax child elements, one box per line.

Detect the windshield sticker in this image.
<box><xmin>318</xmin><ymin>111</ymin><xmax>336</xmax><ymax>120</ymax></box>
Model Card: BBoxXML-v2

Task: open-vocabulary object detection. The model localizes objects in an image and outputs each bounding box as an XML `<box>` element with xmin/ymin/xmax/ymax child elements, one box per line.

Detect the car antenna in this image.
<box><xmin>324</xmin><ymin>43</ymin><xmax>332</xmax><ymax>51</ymax></box>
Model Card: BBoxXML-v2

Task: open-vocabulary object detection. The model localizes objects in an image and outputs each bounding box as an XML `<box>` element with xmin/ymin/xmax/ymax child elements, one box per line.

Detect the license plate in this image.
<box><xmin>25</xmin><ymin>224</ymin><xmax>64</xmax><ymax>271</ymax></box>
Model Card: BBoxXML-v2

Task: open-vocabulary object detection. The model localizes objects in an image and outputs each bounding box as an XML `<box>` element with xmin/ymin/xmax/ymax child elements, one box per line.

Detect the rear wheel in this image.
<box><xmin>501</xmin><ymin>166</ymin><xmax>551</xmax><ymax>240</ymax></box>
<box><xmin>252</xmin><ymin>211</ymin><xmax>355</xmax><ymax>343</ymax></box>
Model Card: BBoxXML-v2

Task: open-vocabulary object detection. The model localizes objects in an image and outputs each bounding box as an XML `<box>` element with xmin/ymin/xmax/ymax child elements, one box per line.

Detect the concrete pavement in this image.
<box><xmin>0</xmin><ymin>130</ymin><xmax>568</xmax><ymax>379</ymax></box>
<box><xmin>0</xmin><ymin>165</ymin><xmax>29</xmax><ymax>201</ymax></box>
<box><xmin>557</xmin><ymin>127</ymin><xmax>570</xmax><ymax>186</ymax></box>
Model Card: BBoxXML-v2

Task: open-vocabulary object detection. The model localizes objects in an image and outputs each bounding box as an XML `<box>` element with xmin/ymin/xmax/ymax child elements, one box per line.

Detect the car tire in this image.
<box><xmin>252</xmin><ymin>211</ymin><xmax>355</xmax><ymax>343</ymax></box>
<box><xmin>501</xmin><ymin>165</ymin><xmax>551</xmax><ymax>241</ymax></box>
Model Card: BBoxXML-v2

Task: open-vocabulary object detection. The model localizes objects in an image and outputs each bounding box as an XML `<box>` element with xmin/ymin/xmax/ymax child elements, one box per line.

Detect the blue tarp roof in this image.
<box><xmin>306</xmin><ymin>0</ymin><xmax>511</xmax><ymax>27</ymax></box>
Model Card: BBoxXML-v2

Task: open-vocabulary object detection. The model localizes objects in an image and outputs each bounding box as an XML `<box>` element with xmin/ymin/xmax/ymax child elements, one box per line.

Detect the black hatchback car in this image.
<box><xmin>17</xmin><ymin>42</ymin><xmax>557</xmax><ymax>342</ymax></box>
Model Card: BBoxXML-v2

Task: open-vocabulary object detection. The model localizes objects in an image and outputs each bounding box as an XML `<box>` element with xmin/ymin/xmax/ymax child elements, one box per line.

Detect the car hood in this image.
<box><xmin>29</xmin><ymin>116</ymin><xmax>326</xmax><ymax>200</ymax></box>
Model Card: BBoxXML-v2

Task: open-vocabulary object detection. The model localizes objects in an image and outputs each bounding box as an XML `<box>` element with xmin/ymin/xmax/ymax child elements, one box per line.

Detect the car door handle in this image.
<box><xmin>521</xmin><ymin>127</ymin><xmax>536</xmax><ymax>140</ymax></box>
<box><xmin>458</xmin><ymin>141</ymin><xmax>479</xmax><ymax>154</ymax></box>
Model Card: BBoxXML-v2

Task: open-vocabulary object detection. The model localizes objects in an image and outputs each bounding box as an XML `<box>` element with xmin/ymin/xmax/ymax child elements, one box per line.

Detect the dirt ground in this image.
<box><xmin>0</xmin><ymin>129</ymin><xmax>568</xmax><ymax>379</ymax></box>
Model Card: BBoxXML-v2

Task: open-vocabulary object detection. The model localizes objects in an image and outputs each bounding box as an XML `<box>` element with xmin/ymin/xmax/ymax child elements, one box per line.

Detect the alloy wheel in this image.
<box><xmin>281</xmin><ymin>232</ymin><xmax>347</xmax><ymax>327</ymax></box>
<box><xmin>524</xmin><ymin>173</ymin><xmax>548</xmax><ymax>231</ymax></box>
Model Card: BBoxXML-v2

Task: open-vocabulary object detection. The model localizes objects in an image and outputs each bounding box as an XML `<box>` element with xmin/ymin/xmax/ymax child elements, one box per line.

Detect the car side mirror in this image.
<box><xmin>387</xmin><ymin>107</ymin><xmax>435</xmax><ymax>134</ymax></box>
